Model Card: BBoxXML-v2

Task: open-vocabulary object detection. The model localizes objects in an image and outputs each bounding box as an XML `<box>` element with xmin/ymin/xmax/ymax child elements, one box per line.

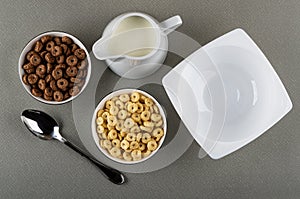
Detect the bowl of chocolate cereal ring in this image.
<box><xmin>91</xmin><ymin>89</ymin><xmax>167</xmax><ymax>164</ymax></box>
<box><xmin>18</xmin><ymin>31</ymin><xmax>91</xmax><ymax>104</ymax></box>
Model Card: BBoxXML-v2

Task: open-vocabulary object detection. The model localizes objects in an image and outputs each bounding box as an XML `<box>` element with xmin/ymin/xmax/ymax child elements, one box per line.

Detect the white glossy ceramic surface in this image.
<box><xmin>91</xmin><ymin>89</ymin><xmax>167</xmax><ymax>164</ymax></box>
<box><xmin>162</xmin><ymin>28</ymin><xmax>292</xmax><ymax>159</ymax></box>
<box><xmin>18</xmin><ymin>31</ymin><xmax>91</xmax><ymax>105</ymax></box>
<box><xmin>92</xmin><ymin>12</ymin><xmax>182</xmax><ymax>79</ymax></box>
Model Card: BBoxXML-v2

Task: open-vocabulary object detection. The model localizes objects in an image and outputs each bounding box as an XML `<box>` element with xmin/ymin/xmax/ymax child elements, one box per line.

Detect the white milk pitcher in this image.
<box><xmin>92</xmin><ymin>12</ymin><xmax>182</xmax><ymax>79</ymax></box>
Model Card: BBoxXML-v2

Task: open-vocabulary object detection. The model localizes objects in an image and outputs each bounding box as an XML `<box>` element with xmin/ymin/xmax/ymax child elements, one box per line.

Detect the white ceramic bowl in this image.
<box><xmin>18</xmin><ymin>31</ymin><xmax>91</xmax><ymax>104</ymax></box>
<box><xmin>91</xmin><ymin>89</ymin><xmax>167</xmax><ymax>164</ymax></box>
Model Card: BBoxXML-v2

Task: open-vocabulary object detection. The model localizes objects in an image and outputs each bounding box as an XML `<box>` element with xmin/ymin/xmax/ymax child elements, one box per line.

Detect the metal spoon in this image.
<box><xmin>21</xmin><ymin>109</ymin><xmax>125</xmax><ymax>185</ymax></box>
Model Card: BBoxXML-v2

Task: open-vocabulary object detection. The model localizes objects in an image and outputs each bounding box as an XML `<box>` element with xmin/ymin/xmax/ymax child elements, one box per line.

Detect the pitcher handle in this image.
<box><xmin>159</xmin><ymin>15</ymin><xmax>182</xmax><ymax>35</ymax></box>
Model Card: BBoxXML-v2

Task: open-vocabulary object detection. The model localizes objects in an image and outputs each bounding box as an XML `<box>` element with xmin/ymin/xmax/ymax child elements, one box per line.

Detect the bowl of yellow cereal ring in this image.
<box><xmin>91</xmin><ymin>89</ymin><xmax>167</xmax><ymax>164</ymax></box>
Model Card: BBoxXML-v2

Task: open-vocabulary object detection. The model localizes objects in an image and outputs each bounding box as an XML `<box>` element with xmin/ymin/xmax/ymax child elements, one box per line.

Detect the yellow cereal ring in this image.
<box><xmin>112</xmin><ymin>139</ymin><xmax>121</xmax><ymax>148</ymax></box>
<box><xmin>115</xmin><ymin>100</ymin><xmax>124</xmax><ymax>110</ymax></box>
<box><xmin>130</xmin><ymin>92</ymin><xmax>140</xmax><ymax>102</ymax></box>
<box><xmin>107</xmin><ymin>115</ymin><xmax>117</xmax><ymax>126</ymax></box>
<box><xmin>118</xmin><ymin>110</ymin><xmax>127</xmax><ymax>120</ymax></box>
<box><xmin>136</xmin><ymin>102</ymin><xmax>144</xmax><ymax>113</ymax></box>
<box><xmin>140</xmin><ymin>125</ymin><xmax>153</xmax><ymax>133</ymax></box>
<box><xmin>96</xmin><ymin>125</ymin><xmax>105</xmax><ymax>134</ymax></box>
<box><xmin>124</xmin><ymin>148</ymin><xmax>132</xmax><ymax>153</ymax></box>
<box><xmin>124</xmin><ymin>118</ymin><xmax>135</xmax><ymax>129</ymax></box>
<box><xmin>144</xmin><ymin>121</ymin><xmax>154</xmax><ymax>128</ymax></box>
<box><xmin>155</xmin><ymin>120</ymin><xmax>163</xmax><ymax>127</ymax></box>
<box><xmin>97</xmin><ymin>109</ymin><xmax>104</xmax><ymax>118</ymax></box>
<box><xmin>151</xmin><ymin>113</ymin><xmax>162</xmax><ymax>122</ymax></box>
<box><xmin>111</xmin><ymin>96</ymin><xmax>119</xmax><ymax>102</ymax></box>
<box><xmin>138</xmin><ymin>143</ymin><xmax>146</xmax><ymax>151</ymax></box>
<box><xmin>101</xmin><ymin>112</ymin><xmax>109</xmax><ymax>120</ymax></box>
<box><xmin>127</xmin><ymin>102</ymin><xmax>138</xmax><ymax>113</ymax></box>
<box><xmin>118</xmin><ymin>133</ymin><xmax>122</xmax><ymax>140</ymax></box>
<box><xmin>141</xmin><ymin>111</ymin><xmax>150</xmax><ymax>121</ymax></box>
<box><xmin>101</xmin><ymin>132</ymin><xmax>108</xmax><ymax>139</ymax></box>
<box><xmin>142</xmin><ymin>150</ymin><xmax>151</xmax><ymax>158</ymax></box>
<box><xmin>130</xmin><ymin>141</ymin><xmax>139</xmax><ymax>150</ymax></box>
<box><xmin>144</xmin><ymin>98</ymin><xmax>153</xmax><ymax>107</ymax></box>
<box><xmin>109</xmin><ymin>106</ymin><xmax>119</xmax><ymax>116</ymax></box>
<box><xmin>143</xmin><ymin>105</ymin><xmax>150</xmax><ymax>112</ymax></box>
<box><xmin>123</xmin><ymin>152</ymin><xmax>132</xmax><ymax>161</ymax></box>
<box><xmin>130</xmin><ymin>126</ymin><xmax>140</xmax><ymax>133</ymax></box>
<box><xmin>105</xmin><ymin>100</ymin><xmax>114</xmax><ymax>109</ymax></box>
<box><xmin>108</xmin><ymin>129</ymin><xmax>118</xmax><ymax>140</ymax></box>
<box><xmin>119</xmin><ymin>94</ymin><xmax>130</xmax><ymax>102</ymax></box>
<box><xmin>142</xmin><ymin>133</ymin><xmax>151</xmax><ymax>143</ymax></box>
<box><xmin>109</xmin><ymin>147</ymin><xmax>121</xmax><ymax>157</ymax></box>
<box><xmin>153</xmin><ymin>105</ymin><xmax>159</xmax><ymax>113</ymax></box>
<box><xmin>107</xmin><ymin>125</ymin><xmax>115</xmax><ymax>131</ymax></box>
<box><xmin>147</xmin><ymin>140</ymin><xmax>158</xmax><ymax>151</ymax></box>
<box><xmin>153</xmin><ymin>128</ymin><xmax>164</xmax><ymax>138</ymax></box>
<box><xmin>121</xmin><ymin>139</ymin><xmax>129</xmax><ymax>150</ymax></box>
<box><xmin>125</xmin><ymin>132</ymin><xmax>136</xmax><ymax>142</ymax></box>
<box><xmin>99</xmin><ymin>140</ymin><xmax>104</xmax><ymax>148</ymax></box>
<box><xmin>116</xmin><ymin>120</ymin><xmax>124</xmax><ymax>131</ymax></box>
<box><xmin>136</xmin><ymin>133</ymin><xmax>143</xmax><ymax>142</ymax></box>
<box><xmin>131</xmin><ymin>113</ymin><xmax>141</xmax><ymax>123</ymax></box>
<box><xmin>131</xmin><ymin>150</ymin><xmax>142</xmax><ymax>160</ymax></box>
<box><xmin>140</xmin><ymin>95</ymin><xmax>146</xmax><ymax>103</ymax></box>
<box><xmin>103</xmin><ymin>140</ymin><xmax>112</xmax><ymax>150</ymax></box>
<box><xmin>96</xmin><ymin>117</ymin><xmax>104</xmax><ymax>125</ymax></box>
<box><xmin>120</xmin><ymin>129</ymin><xmax>128</xmax><ymax>137</ymax></box>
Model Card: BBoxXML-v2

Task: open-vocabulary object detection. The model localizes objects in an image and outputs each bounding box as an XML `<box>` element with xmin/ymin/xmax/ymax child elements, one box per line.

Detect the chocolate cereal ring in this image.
<box><xmin>31</xmin><ymin>88</ymin><xmax>42</xmax><ymax>97</ymax></box>
<box><xmin>53</xmin><ymin>91</ymin><xmax>63</xmax><ymax>102</ymax></box>
<box><xmin>46</xmin><ymin>41</ymin><xmax>55</xmax><ymax>51</ymax></box>
<box><xmin>74</xmin><ymin>49</ymin><xmax>86</xmax><ymax>59</ymax></box>
<box><xmin>70</xmin><ymin>43</ymin><xmax>78</xmax><ymax>52</ymax></box>
<box><xmin>52</xmin><ymin>68</ymin><xmax>63</xmax><ymax>80</ymax></box>
<box><xmin>57</xmin><ymin>78</ymin><xmax>68</xmax><ymax>90</ymax></box>
<box><xmin>22</xmin><ymin>74</ymin><xmax>29</xmax><ymax>85</ymax></box>
<box><xmin>56</xmin><ymin>55</ymin><xmax>65</xmax><ymax>64</ymax></box>
<box><xmin>70</xmin><ymin>77</ymin><xmax>81</xmax><ymax>83</ymax></box>
<box><xmin>27</xmin><ymin>74</ymin><xmax>39</xmax><ymax>84</ymax></box>
<box><xmin>44</xmin><ymin>87</ymin><xmax>53</xmax><ymax>96</ymax></box>
<box><xmin>43</xmin><ymin>93</ymin><xmax>53</xmax><ymax>101</ymax></box>
<box><xmin>55</xmin><ymin>63</ymin><xmax>66</xmax><ymax>70</ymax></box>
<box><xmin>60</xmin><ymin>44</ymin><xmax>68</xmax><ymax>54</ymax></box>
<box><xmin>45</xmin><ymin>52</ymin><xmax>55</xmax><ymax>63</ymax></box>
<box><xmin>41</xmin><ymin>35</ymin><xmax>52</xmax><ymax>44</ymax></box>
<box><xmin>46</xmin><ymin>63</ymin><xmax>53</xmax><ymax>74</ymax></box>
<box><xmin>26</xmin><ymin>51</ymin><xmax>37</xmax><ymax>61</ymax></box>
<box><xmin>62</xmin><ymin>36</ymin><xmax>73</xmax><ymax>44</ymax></box>
<box><xmin>77</xmin><ymin>60</ymin><xmax>87</xmax><ymax>70</ymax></box>
<box><xmin>51</xmin><ymin>46</ymin><xmax>62</xmax><ymax>57</ymax></box>
<box><xmin>66</xmin><ymin>55</ymin><xmax>78</xmax><ymax>66</ymax></box>
<box><xmin>38</xmin><ymin>79</ymin><xmax>46</xmax><ymax>90</ymax></box>
<box><xmin>45</xmin><ymin>74</ymin><xmax>52</xmax><ymax>83</ymax></box>
<box><xmin>50</xmin><ymin>80</ymin><xmax>58</xmax><ymax>91</ymax></box>
<box><xmin>25</xmin><ymin>68</ymin><xmax>35</xmax><ymax>74</ymax></box>
<box><xmin>22</xmin><ymin>63</ymin><xmax>34</xmax><ymax>70</ymax></box>
<box><xmin>29</xmin><ymin>54</ymin><xmax>41</xmax><ymax>66</ymax></box>
<box><xmin>69</xmin><ymin>86</ymin><xmax>80</xmax><ymax>96</ymax></box>
<box><xmin>66</xmin><ymin>66</ymin><xmax>78</xmax><ymax>77</ymax></box>
<box><xmin>54</xmin><ymin>37</ymin><xmax>61</xmax><ymax>45</ymax></box>
<box><xmin>34</xmin><ymin>41</ymin><xmax>43</xmax><ymax>52</ymax></box>
<box><xmin>64</xmin><ymin>92</ymin><xmax>70</xmax><ymax>100</ymax></box>
<box><xmin>39</xmin><ymin>50</ymin><xmax>47</xmax><ymax>59</ymax></box>
<box><xmin>36</xmin><ymin>64</ymin><xmax>46</xmax><ymax>76</ymax></box>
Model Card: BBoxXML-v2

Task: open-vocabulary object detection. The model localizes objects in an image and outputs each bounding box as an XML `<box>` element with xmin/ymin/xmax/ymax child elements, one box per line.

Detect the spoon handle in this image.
<box><xmin>64</xmin><ymin>140</ymin><xmax>125</xmax><ymax>185</ymax></box>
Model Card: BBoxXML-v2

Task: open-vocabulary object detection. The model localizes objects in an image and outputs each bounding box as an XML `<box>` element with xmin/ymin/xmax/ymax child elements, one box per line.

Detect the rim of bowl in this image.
<box><xmin>18</xmin><ymin>31</ymin><xmax>91</xmax><ymax>105</ymax></box>
<box><xmin>91</xmin><ymin>89</ymin><xmax>167</xmax><ymax>164</ymax></box>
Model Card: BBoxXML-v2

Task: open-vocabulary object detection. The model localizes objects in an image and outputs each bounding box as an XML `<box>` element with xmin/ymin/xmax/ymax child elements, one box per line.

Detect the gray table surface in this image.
<box><xmin>1</xmin><ymin>0</ymin><xmax>299</xmax><ymax>198</ymax></box>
